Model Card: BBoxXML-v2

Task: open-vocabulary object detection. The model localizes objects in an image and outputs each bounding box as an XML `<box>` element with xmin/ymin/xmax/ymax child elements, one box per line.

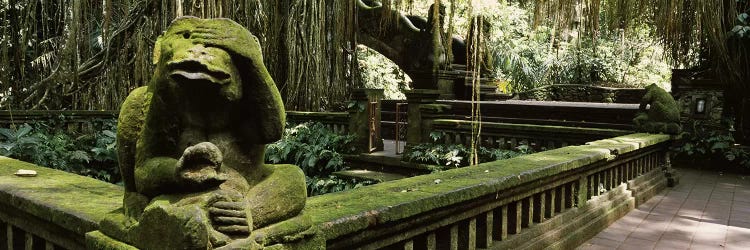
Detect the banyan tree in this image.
<box><xmin>0</xmin><ymin>0</ymin><xmax>358</xmax><ymax>111</ymax></box>
<box><xmin>1</xmin><ymin>0</ymin><xmax>749</xmax><ymax>137</ymax></box>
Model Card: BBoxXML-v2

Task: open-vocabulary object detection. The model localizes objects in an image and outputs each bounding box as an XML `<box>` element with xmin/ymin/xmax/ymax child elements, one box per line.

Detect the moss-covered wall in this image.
<box><xmin>0</xmin><ymin>157</ymin><xmax>122</xmax><ymax>249</ymax></box>
<box><xmin>305</xmin><ymin>133</ymin><xmax>670</xmax><ymax>241</ymax></box>
<box><xmin>0</xmin><ymin>133</ymin><xmax>671</xmax><ymax>249</ymax></box>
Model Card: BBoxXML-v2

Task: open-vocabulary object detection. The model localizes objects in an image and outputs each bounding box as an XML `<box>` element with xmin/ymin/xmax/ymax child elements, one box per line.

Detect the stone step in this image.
<box><xmin>332</xmin><ymin>169</ymin><xmax>409</xmax><ymax>182</ymax></box>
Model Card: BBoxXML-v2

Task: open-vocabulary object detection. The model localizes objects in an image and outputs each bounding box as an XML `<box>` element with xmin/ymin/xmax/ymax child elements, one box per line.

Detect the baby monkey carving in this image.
<box><xmin>101</xmin><ymin>17</ymin><xmax>310</xmax><ymax>249</ymax></box>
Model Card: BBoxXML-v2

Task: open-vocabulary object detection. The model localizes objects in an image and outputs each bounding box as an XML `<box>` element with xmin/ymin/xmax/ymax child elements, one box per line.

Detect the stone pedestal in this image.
<box><xmin>404</xmin><ymin>90</ymin><xmax>443</xmax><ymax>148</ymax></box>
<box><xmin>349</xmin><ymin>88</ymin><xmax>384</xmax><ymax>153</ymax></box>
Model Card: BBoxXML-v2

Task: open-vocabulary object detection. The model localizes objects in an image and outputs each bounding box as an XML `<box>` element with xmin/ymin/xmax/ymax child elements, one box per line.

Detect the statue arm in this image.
<box><xmin>134</xmin><ymin>156</ymin><xmax>181</xmax><ymax>196</ymax></box>
<box><xmin>640</xmin><ymin>91</ymin><xmax>652</xmax><ymax>110</ymax></box>
<box><xmin>247</xmin><ymin>165</ymin><xmax>307</xmax><ymax>228</ymax></box>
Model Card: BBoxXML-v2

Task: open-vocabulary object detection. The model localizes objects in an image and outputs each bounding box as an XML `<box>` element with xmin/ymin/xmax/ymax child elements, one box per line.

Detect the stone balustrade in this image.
<box><xmin>305</xmin><ymin>133</ymin><xmax>673</xmax><ymax>249</ymax></box>
<box><xmin>430</xmin><ymin>119</ymin><xmax>632</xmax><ymax>150</ymax></box>
<box><xmin>0</xmin><ymin>133</ymin><xmax>674</xmax><ymax>249</ymax></box>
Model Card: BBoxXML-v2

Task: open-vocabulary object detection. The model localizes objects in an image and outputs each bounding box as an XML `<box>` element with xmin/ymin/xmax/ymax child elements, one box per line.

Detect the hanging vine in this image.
<box><xmin>0</xmin><ymin>0</ymin><xmax>356</xmax><ymax>111</ymax></box>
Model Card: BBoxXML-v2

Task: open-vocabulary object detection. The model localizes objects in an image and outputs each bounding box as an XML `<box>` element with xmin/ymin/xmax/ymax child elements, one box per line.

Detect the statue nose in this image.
<box><xmin>187</xmin><ymin>45</ymin><xmax>208</xmax><ymax>57</ymax></box>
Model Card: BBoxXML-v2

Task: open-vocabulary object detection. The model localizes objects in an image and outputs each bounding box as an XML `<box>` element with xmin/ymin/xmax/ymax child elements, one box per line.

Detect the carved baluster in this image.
<box><xmin>493</xmin><ymin>206</ymin><xmax>508</xmax><ymax>241</ymax></box>
<box><xmin>403</xmin><ymin>240</ymin><xmax>413</xmax><ymax>250</ymax></box>
<box><xmin>521</xmin><ymin>197</ymin><xmax>533</xmax><ymax>228</ymax></box>
<box><xmin>565</xmin><ymin>182</ymin><xmax>575</xmax><ymax>209</ymax></box>
<box><xmin>477</xmin><ymin>212</ymin><xmax>493</xmax><ymax>248</ymax></box>
<box><xmin>545</xmin><ymin>189</ymin><xmax>555</xmax><ymax>219</ymax></box>
<box><xmin>457</xmin><ymin>219</ymin><xmax>476</xmax><ymax>250</ymax></box>
<box><xmin>508</xmin><ymin>202</ymin><xmax>522</xmax><ymax>234</ymax></box>
<box><xmin>555</xmin><ymin>186</ymin><xmax>563</xmax><ymax>213</ymax></box>
<box><xmin>413</xmin><ymin>232</ymin><xmax>437</xmax><ymax>250</ymax></box>
<box><xmin>586</xmin><ymin>175</ymin><xmax>595</xmax><ymax>200</ymax></box>
<box><xmin>45</xmin><ymin>241</ymin><xmax>55</xmax><ymax>250</ymax></box>
<box><xmin>25</xmin><ymin>232</ymin><xmax>33</xmax><ymax>250</ymax></box>
<box><xmin>436</xmin><ymin>225</ymin><xmax>459</xmax><ymax>249</ymax></box>
<box><xmin>533</xmin><ymin>192</ymin><xmax>545</xmax><ymax>223</ymax></box>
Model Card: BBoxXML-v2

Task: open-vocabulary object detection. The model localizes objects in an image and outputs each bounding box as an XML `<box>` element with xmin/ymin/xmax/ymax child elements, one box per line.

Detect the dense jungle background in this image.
<box><xmin>0</xmin><ymin>0</ymin><xmax>748</xmax><ymax>112</ymax></box>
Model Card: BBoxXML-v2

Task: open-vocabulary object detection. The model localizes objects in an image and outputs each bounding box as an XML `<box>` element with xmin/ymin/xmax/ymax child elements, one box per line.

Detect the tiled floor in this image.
<box><xmin>579</xmin><ymin>168</ymin><xmax>750</xmax><ymax>250</ymax></box>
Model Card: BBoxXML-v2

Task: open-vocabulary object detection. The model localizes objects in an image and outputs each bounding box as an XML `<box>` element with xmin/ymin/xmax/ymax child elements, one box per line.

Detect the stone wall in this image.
<box><xmin>671</xmin><ymin>69</ymin><xmax>726</xmax><ymax>131</ymax></box>
<box><xmin>675</xmin><ymin>89</ymin><xmax>724</xmax><ymax>129</ymax></box>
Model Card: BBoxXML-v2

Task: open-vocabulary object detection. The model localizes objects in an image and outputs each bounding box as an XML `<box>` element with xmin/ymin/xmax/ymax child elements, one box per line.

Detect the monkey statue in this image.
<box><xmin>99</xmin><ymin>17</ymin><xmax>313</xmax><ymax>249</ymax></box>
<box><xmin>633</xmin><ymin>83</ymin><xmax>681</xmax><ymax>134</ymax></box>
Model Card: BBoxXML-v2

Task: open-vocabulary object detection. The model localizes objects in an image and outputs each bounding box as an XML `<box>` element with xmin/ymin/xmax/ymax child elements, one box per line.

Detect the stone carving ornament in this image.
<box><xmin>100</xmin><ymin>17</ymin><xmax>313</xmax><ymax>249</ymax></box>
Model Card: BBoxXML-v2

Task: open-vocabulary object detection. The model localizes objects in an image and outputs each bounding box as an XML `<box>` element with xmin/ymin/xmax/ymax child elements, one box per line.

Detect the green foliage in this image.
<box><xmin>674</xmin><ymin>121</ymin><xmax>750</xmax><ymax>168</ymax></box>
<box><xmin>474</xmin><ymin>3</ymin><xmax>671</xmax><ymax>92</ymax></box>
<box><xmin>729</xmin><ymin>10</ymin><xmax>750</xmax><ymax>38</ymax></box>
<box><xmin>265</xmin><ymin>122</ymin><xmax>373</xmax><ymax>195</ymax></box>
<box><xmin>356</xmin><ymin>46</ymin><xmax>411</xmax><ymax>100</ymax></box>
<box><xmin>265</xmin><ymin>122</ymin><xmax>356</xmax><ymax>176</ymax></box>
<box><xmin>306</xmin><ymin>175</ymin><xmax>375</xmax><ymax>196</ymax></box>
<box><xmin>403</xmin><ymin>142</ymin><xmax>535</xmax><ymax>169</ymax></box>
<box><xmin>0</xmin><ymin>118</ymin><xmax>119</xmax><ymax>182</ymax></box>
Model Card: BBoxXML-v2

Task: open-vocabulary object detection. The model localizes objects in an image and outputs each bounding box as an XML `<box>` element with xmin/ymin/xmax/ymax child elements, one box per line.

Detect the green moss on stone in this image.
<box><xmin>86</xmin><ymin>231</ymin><xmax>139</xmax><ymax>250</ymax></box>
<box><xmin>305</xmin><ymin>133</ymin><xmax>669</xmax><ymax>240</ymax></box>
<box><xmin>633</xmin><ymin>84</ymin><xmax>681</xmax><ymax>134</ymax></box>
<box><xmin>433</xmin><ymin>119</ymin><xmax>631</xmax><ymax>137</ymax></box>
<box><xmin>0</xmin><ymin>157</ymin><xmax>122</xmax><ymax>236</ymax></box>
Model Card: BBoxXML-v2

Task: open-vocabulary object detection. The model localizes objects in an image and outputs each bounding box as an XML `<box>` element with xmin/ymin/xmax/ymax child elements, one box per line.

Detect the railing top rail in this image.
<box><xmin>0</xmin><ymin>110</ymin><xmax>118</xmax><ymax>116</ymax></box>
<box><xmin>431</xmin><ymin>119</ymin><xmax>632</xmax><ymax>136</ymax></box>
<box><xmin>285</xmin><ymin>111</ymin><xmax>349</xmax><ymax>116</ymax></box>
<box><xmin>438</xmin><ymin>100</ymin><xmax>641</xmax><ymax>110</ymax></box>
<box><xmin>0</xmin><ymin>157</ymin><xmax>122</xmax><ymax>236</ymax></box>
<box><xmin>305</xmin><ymin>133</ymin><xmax>670</xmax><ymax>241</ymax></box>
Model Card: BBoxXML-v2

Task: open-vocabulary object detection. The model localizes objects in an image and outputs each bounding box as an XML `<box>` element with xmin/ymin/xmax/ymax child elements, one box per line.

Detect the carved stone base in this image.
<box><xmin>87</xmin><ymin>227</ymin><xmax>324</xmax><ymax>250</ymax></box>
<box><xmin>95</xmin><ymin>209</ymin><xmax>319</xmax><ymax>250</ymax></box>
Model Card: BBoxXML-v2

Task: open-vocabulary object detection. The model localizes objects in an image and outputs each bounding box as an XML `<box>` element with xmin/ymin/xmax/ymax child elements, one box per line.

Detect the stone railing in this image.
<box><xmin>0</xmin><ymin>157</ymin><xmax>121</xmax><ymax>250</ymax></box>
<box><xmin>306</xmin><ymin>133</ymin><xmax>674</xmax><ymax>249</ymax></box>
<box><xmin>0</xmin><ymin>133</ymin><xmax>674</xmax><ymax>249</ymax></box>
<box><xmin>286</xmin><ymin>111</ymin><xmax>351</xmax><ymax>134</ymax></box>
<box><xmin>0</xmin><ymin>110</ymin><xmax>117</xmax><ymax>132</ymax></box>
<box><xmin>430</xmin><ymin>119</ymin><xmax>632</xmax><ymax>150</ymax></box>
<box><xmin>514</xmin><ymin>84</ymin><xmax>646</xmax><ymax>104</ymax></box>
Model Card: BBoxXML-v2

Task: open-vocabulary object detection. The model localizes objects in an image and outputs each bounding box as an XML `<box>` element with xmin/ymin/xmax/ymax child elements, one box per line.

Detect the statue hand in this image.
<box><xmin>190</xmin><ymin>20</ymin><xmax>259</xmax><ymax>60</ymax></box>
<box><xmin>209</xmin><ymin>201</ymin><xmax>252</xmax><ymax>237</ymax></box>
<box><xmin>176</xmin><ymin>142</ymin><xmax>227</xmax><ymax>188</ymax></box>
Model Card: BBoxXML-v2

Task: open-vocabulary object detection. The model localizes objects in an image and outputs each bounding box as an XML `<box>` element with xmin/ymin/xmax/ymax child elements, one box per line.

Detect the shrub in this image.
<box><xmin>265</xmin><ymin>122</ymin><xmax>374</xmax><ymax>195</ymax></box>
<box><xmin>0</xmin><ymin>118</ymin><xmax>119</xmax><ymax>183</ymax></box>
<box><xmin>674</xmin><ymin>121</ymin><xmax>750</xmax><ymax>169</ymax></box>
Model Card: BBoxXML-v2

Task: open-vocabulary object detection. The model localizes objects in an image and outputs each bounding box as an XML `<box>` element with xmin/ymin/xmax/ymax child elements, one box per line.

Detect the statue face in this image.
<box><xmin>155</xmin><ymin>18</ymin><xmax>243</xmax><ymax>102</ymax></box>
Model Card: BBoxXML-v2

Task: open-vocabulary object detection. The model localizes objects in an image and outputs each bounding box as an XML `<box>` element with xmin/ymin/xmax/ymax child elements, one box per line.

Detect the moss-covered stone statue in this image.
<box><xmin>633</xmin><ymin>84</ymin><xmax>681</xmax><ymax>134</ymax></box>
<box><xmin>100</xmin><ymin>17</ymin><xmax>314</xmax><ymax>249</ymax></box>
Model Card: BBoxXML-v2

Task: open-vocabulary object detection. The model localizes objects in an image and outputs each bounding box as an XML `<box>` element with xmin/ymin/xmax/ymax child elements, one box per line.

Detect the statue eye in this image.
<box><xmin>176</xmin><ymin>31</ymin><xmax>190</xmax><ymax>39</ymax></box>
